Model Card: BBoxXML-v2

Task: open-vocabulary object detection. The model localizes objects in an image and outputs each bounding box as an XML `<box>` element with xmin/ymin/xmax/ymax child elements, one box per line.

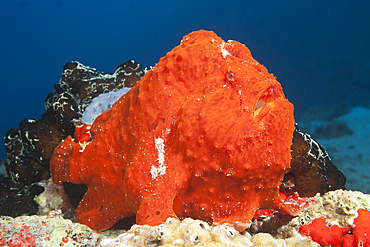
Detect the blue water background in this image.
<box><xmin>0</xmin><ymin>1</ymin><xmax>369</xmax><ymax>161</ymax></box>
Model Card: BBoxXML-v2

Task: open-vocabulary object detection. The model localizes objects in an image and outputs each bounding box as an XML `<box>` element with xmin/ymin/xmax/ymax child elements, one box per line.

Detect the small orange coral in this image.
<box><xmin>50</xmin><ymin>30</ymin><xmax>299</xmax><ymax>231</ymax></box>
<box><xmin>299</xmin><ymin>216</ymin><xmax>350</xmax><ymax>247</ymax></box>
<box><xmin>299</xmin><ymin>209</ymin><xmax>370</xmax><ymax>247</ymax></box>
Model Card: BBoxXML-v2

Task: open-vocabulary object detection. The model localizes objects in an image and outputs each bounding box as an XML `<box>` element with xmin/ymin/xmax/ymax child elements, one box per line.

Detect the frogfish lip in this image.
<box><xmin>254</xmin><ymin>85</ymin><xmax>284</xmax><ymax>115</ymax></box>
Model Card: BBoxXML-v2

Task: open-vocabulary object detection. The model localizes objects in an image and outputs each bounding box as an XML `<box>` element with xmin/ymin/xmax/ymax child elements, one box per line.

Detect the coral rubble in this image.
<box><xmin>100</xmin><ymin>217</ymin><xmax>321</xmax><ymax>247</ymax></box>
<box><xmin>0</xmin><ymin>210</ymin><xmax>122</xmax><ymax>246</ymax></box>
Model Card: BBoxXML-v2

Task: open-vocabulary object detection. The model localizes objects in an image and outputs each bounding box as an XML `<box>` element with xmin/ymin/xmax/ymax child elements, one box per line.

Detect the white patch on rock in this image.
<box><xmin>150</xmin><ymin>137</ymin><xmax>166</xmax><ymax>179</ymax></box>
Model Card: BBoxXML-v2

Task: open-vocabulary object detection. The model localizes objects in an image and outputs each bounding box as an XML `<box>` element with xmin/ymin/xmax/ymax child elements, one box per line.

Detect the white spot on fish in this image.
<box><xmin>220</xmin><ymin>42</ymin><xmax>231</xmax><ymax>58</ymax></box>
<box><xmin>150</xmin><ymin>137</ymin><xmax>166</xmax><ymax>179</ymax></box>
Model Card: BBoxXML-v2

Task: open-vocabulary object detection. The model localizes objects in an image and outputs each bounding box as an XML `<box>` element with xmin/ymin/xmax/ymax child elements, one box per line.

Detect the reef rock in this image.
<box><xmin>45</xmin><ymin>60</ymin><xmax>144</xmax><ymax>119</ymax></box>
<box><xmin>282</xmin><ymin>124</ymin><xmax>346</xmax><ymax>197</ymax></box>
<box><xmin>0</xmin><ymin>210</ymin><xmax>117</xmax><ymax>246</ymax></box>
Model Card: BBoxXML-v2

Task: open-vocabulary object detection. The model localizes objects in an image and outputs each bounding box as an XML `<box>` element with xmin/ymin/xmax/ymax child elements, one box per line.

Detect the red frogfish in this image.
<box><xmin>50</xmin><ymin>30</ymin><xmax>300</xmax><ymax>231</ymax></box>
